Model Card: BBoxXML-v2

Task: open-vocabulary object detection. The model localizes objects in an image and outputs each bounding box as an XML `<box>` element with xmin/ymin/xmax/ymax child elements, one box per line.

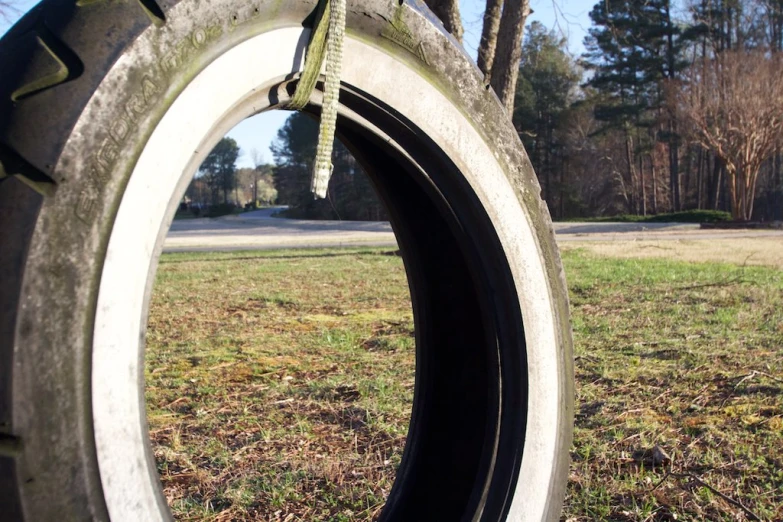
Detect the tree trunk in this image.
<box><xmin>669</xmin><ymin>120</ymin><xmax>680</xmax><ymax>212</ymax></box>
<box><xmin>424</xmin><ymin>0</ymin><xmax>464</xmax><ymax>43</ymax></box>
<box><xmin>727</xmin><ymin>165</ymin><xmax>744</xmax><ymax>220</ymax></box>
<box><xmin>651</xmin><ymin>153</ymin><xmax>659</xmax><ymax>214</ymax></box>
<box><xmin>682</xmin><ymin>144</ymin><xmax>692</xmax><ymax>208</ymax></box>
<box><xmin>776</xmin><ymin>153</ymin><xmax>783</xmax><ymax>220</ymax></box>
<box><xmin>639</xmin><ymin>151</ymin><xmax>647</xmax><ymax>216</ymax></box>
<box><xmin>710</xmin><ymin>154</ymin><xmax>722</xmax><ymax>211</ymax></box>
<box><xmin>559</xmin><ymin>158</ymin><xmax>566</xmax><ymax>219</ymax></box>
<box><xmin>624</xmin><ymin>130</ymin><xmax>637</xmax><ymax>214</ymax></box>
<box><xmin>738</xmin><ymin>161</ymin><xmax>762</xmax><ymax>221</ymax></box>
<box><xmin>696</xmin><ymin>148</ymin><xmax>704</xmax><ymax>209</ymax></box>
<box><xmin>477</xmin><ymin>0</ymin><xmax>503</xmax><ymax>78</ymax></box>
<box><xmin>544</xmin><ymin>117</ymin><xmax>552</xmax><ymax>204</ymax></box>
<box><xmin>490</xmin><ymin>0</ymin><xmax>531</xmax><ymax>114</ymax></box>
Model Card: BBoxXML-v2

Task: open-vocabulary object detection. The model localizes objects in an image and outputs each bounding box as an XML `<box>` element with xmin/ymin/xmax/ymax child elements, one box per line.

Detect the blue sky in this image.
<box><xmin>1</xmin><ymin>0</ymin><xmax>593</xmax><ymax>167</ymax></box>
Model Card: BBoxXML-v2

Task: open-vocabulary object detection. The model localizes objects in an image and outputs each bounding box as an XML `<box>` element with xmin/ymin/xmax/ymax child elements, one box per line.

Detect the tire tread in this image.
<box><xmin>0</xmin><ymin>435</ymin><xmax>23</xmax><ymax>459</ymax></box>
<box><xmin>9</xmin><ymin>23</ymin><xmax>84</xmax><ymax>102</ymax></box>
<box><xmin>0</xmin><ymin>143</ymin><xmax>57</xmax><ymax>196</ymax></box>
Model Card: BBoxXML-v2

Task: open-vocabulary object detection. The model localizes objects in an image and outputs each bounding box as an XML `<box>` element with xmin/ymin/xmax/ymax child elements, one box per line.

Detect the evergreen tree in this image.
<box><xmin>513</xmin><ymin>22</ymin><xmax>581</xmax><ymax>216</ymax></box>
<box><xmin>584</xmin><ymin>0</ymin><xmax>691</xmax><ymax>212</ymax></box>
<box><xmin>271</xmin><ymin>112</ymin><xmax>386</xmax><ymax>221</ymax></box>
<box><xmin>199</xmin><ymin>137</ymin><xmax>240</xmax><ymax>205</ymax></box>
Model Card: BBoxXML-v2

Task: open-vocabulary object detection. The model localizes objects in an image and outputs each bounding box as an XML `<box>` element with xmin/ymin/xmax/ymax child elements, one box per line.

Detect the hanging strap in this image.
<box><xmin>289</xmin><ymin>0</ymin><xmax>347</xmax><ymax>199</ymax></box>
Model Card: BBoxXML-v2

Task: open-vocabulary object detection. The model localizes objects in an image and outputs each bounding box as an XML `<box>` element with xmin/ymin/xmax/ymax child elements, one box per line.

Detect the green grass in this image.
<box><xmin>146</xmin><ymin>250</ymin><xmax>413</xmax><ymax>520</ymax></box>
<box><xmin>145</xmin><ymin>247</ymin><xmax>782</xmax><ymax>521</ymax></box>
<box><xmin>565</xmin><ymin>249</ymin><xmax>782</xmax><ymax>521</ymax></box>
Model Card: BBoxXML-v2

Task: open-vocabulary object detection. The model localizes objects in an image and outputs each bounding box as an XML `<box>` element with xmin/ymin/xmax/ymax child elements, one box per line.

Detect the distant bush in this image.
<box><xmin>569</xmin><ymin>210</ymin><xmax>732</xmax><ymax>224</ymax></box>
<box><xmin>642</xmin><ymin>210</ymin><xmax>733</xmax><ymax>223</ymax></box>
<box><xmin>206</xmin><ymin>203</ymin><xmax>237</xmax><ymax>218</ymax></box>
<box><xmin>174</xmin><ymin>208</ymin><xmax>199</xmax><ymax>220</ymax></box>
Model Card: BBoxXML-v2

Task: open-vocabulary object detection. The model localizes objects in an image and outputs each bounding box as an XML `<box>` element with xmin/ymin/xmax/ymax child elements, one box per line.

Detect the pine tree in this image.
<box><xmin>513</xmin><ymin>22</ymin><xmax>580</xmax><ymax>216</ymax></box>
<box><xmin>199</xmin><ymin>137</ymin><xmax>240</xmax><ymax>206</ymax></box>
<box><xmin>584</xmin><ymin>0</ymin><xmax>691</xmax><ymax>213</ymax></box>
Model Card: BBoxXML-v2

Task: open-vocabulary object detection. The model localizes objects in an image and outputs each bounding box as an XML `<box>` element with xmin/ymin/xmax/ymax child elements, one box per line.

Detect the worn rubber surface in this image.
<box><xmin>0</xmin><ymin>1</ymin><xmax>573</xmax><ymax>520</ymax></box>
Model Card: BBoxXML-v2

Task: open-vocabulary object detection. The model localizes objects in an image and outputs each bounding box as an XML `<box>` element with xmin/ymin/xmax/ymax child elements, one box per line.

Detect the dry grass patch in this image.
<box><xmin>560</xmin><ymin>236</ymin><xmax>783</xmax><ymax>269</ymax></box>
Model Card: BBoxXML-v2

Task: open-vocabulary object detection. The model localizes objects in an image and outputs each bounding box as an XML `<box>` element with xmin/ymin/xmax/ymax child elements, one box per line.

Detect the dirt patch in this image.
<box><xmin>560</xmin><ymin>237</ymin><xmax>783</xmax><ymax>269</ymax></box>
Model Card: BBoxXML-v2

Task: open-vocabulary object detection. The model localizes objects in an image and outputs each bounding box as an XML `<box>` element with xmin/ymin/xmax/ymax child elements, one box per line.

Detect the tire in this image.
<box><xmin>0</xmin><ymin>1</ymin><xmax>573</xmax><ymax>520</ymax></box>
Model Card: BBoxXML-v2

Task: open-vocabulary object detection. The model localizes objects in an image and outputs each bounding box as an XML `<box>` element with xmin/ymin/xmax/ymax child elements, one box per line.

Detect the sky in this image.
<box><xmin>1</xmin><ymin>0</ymin><xmax>594</xmax><ymax>167</ymax></box>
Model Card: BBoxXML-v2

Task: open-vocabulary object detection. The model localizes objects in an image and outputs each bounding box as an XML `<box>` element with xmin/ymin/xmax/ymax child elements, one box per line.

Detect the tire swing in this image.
<box><xmin>0</xmin><ymin>0</ymin><xmax>573</xmax><ymax>520</ymax></box>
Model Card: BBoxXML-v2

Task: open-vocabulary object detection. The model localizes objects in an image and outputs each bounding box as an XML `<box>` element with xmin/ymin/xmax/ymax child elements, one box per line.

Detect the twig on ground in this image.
<box><xmin>650</xmin><ymin>469</ymin><xmax>762</xmax><ymax>521</ymax></box>
<box><xmin>733</xmin><ymin>369</ymin><xmax>783</xmax><ymax>390</ymax></box>
<box><xmin>719</xmin><ymin>369</ymin><xmax>783</xmax><ymax>407</ymax></box>
<box><xmin>754</xmin><ymin>370</ymin><xmax>783</xmax><ymax>384</ymax></box>
<box><xmin>675</xmin><ymin>276</ymin><xmax>745</xmax><ymax>291</ymax></box>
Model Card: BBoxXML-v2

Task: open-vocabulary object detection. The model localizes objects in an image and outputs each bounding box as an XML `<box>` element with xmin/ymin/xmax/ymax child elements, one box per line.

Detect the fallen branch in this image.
<box><xmin>651</xmin><ymin>470</ymin><xmax>761</xmax><ymax>521</ymax></box>
<box><xmin>734</xmin><ymin>369</ymin><xmax>783</xmax><ymax>389</ymax></box>
<box><xmin>674</xmin><ymin>276</ymin><xmax>745</xmax><ymax>291</ymax></box>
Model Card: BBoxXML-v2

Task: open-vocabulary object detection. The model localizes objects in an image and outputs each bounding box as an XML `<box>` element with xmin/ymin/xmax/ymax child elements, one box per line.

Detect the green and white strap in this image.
<box><xmin>290</xmin><ymin>0</ymin><xmax>347</xmax><ymax>199</ymax></box>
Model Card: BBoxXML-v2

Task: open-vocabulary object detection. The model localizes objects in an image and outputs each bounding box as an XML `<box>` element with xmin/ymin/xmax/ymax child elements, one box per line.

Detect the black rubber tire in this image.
<box><xmin>0</xmin><ymin>1</ymin><xmax>573</xmax><ymax>520</ymax></box>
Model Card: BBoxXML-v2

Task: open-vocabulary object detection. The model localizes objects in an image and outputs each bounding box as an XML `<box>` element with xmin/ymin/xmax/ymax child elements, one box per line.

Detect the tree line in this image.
<box><xmin>274</xmin><ymin>0</ymin><xmax>782</xmax><ymax>222</ymax></box>
<box><xmin>576</xmin><ymin>0</ymin><xmax>783</xmax><ymax>221</ymax></box>
<box><xmin>197</xmin><ymin>0</ymin><xmax>782</xmax><ymax>222</ymax></box>
<box><xmin>424</xmin><ymin>0</ymin><xmax>782</xmax><ymax>221</ymax></box>
<box><xmin>185</xmin><ymin>137</ymin><xmax>277</xmax><ymax>214</ymax></box>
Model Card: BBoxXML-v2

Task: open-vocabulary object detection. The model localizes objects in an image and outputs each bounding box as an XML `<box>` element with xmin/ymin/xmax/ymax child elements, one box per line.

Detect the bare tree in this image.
<box><xmin>1</xmin><ymin>0</ymin><xmax>18</xmax><ymax>22</ymax></box>
<box><xmin>490</xmin><ymin>0</ymin><xmax>532</xmax><ymax>113</ymax></box>
<box><xmin>477</xmin><ymin>0</ymin><xmax>503</xmax><ymax>78</ymax></box>
<box><xmin>668</xmin><ymin>50</ymin><xmax>783</xmax><ymax>220</ymax></box>
<box><xmin>425</xmin><ymin>0</ymin><xmax>527</xmax><ymax>115</ymax></box>
<box><xmin>424</xmin><ymin>0</ymin><xmax>463</xmax><ymax>43</ymax></box>
<box><xmin>250</xmin><ymin>148</ymin><xmax>265</xmax><ymax>208</ymax></box>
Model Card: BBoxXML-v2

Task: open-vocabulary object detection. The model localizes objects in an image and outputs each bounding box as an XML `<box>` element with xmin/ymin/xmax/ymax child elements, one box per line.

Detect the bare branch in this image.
<box><xmin>1</xmin><ymin>0</ymin><xmax>20</xmax><ymax>22</ymax></box>
<box><xmin>666</xmin><ymin>51</ymin><xmax>783</xmax><ymax>219</ymax></box>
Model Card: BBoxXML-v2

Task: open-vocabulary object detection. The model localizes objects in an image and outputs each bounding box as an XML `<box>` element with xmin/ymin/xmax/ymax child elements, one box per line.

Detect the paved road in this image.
<box><xmin>163</xmin><ymin>207</ymin><xmax>783</xmax><ymax>252</ymax></box>
<box><xmin>165</xmin><ymin>207</ymin><xmax>396</xmax><ymax>252</ymax></box>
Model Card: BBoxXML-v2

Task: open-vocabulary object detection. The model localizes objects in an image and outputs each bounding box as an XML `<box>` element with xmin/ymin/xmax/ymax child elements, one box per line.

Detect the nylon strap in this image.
<box><xmin>290</xmin><ymin>0</ymin><xmax>346</xmax><ymax>199</ymax></box>
<box><xmin>289</xmin><ymin>0</ymin><xmax>330</xmax><ymax>111</ymax></box>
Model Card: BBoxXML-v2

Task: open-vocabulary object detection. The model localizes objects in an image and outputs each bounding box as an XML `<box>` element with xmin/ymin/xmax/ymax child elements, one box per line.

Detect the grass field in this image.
<box><xmin>145</xmin><ymin>243</ymin><xmax>782</xmax><ymax>521</ymax></box>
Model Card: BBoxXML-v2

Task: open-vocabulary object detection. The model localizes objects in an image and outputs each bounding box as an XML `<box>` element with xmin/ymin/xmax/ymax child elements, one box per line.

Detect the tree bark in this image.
<box><xmin>490</xmin><ymin>0</ymin><xmax>532</xmax><ymax>114</ymax></box>
<box><xmin>477</xmin><ymin>0</ymin><xmax>504</xmax><ymax>78</ymax></box>
<box><xmin>424</xmin><ymin>0</ymin><xmax>464</xmax><ymax>43</ymax></box>
<box><xmin>663</xmin><ymin>0</ymin><xmax>681</xmax><ymax>212</ymax></box>
<box><xmin>666</xmin><ymin>120</ymin><xmax>680</xmax><ymax>212</ymax></box>
<box><xmin>639</xmin><ymin>150</ymin><xmax>646</xmax><ymax>216</ymax></box>
<box><xmin>711</xmin><ymin>158</ymin><xmax>722</xmax><ymax>211</ymax></box>
<box><xmin>696</xmin><ymin>148</ymin><xmax>704</xmax><ymax>209</ymax></box>
<box><xmin>776</xmin><ymin>153</ymin><xmax>783</xmax><ymax>220</ymax></box>
<box><xmin>651</xmin><ymin>153</ymin><xmax>659</xmax><ymax>214</ymax></box>
<box><xmin>545</xmin><ymin>117</ymin><xmax>552</xmax><ymax>203</ymax></box>
<box><xmin>624</xmin><ymin>130</ymin><xmax>638</xmax><ymax>214</ymax></box>
<box><xmin>682</xmin><ymin>144</ymin><xmax>692</xmax><ymax>208</ymax></box>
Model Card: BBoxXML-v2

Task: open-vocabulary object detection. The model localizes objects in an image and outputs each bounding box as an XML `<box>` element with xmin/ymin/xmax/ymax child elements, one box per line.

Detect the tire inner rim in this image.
<box><xmin>92</xmin><ymin>26</ymin><xmax>560</xmax><ymax>522</ymax></box>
